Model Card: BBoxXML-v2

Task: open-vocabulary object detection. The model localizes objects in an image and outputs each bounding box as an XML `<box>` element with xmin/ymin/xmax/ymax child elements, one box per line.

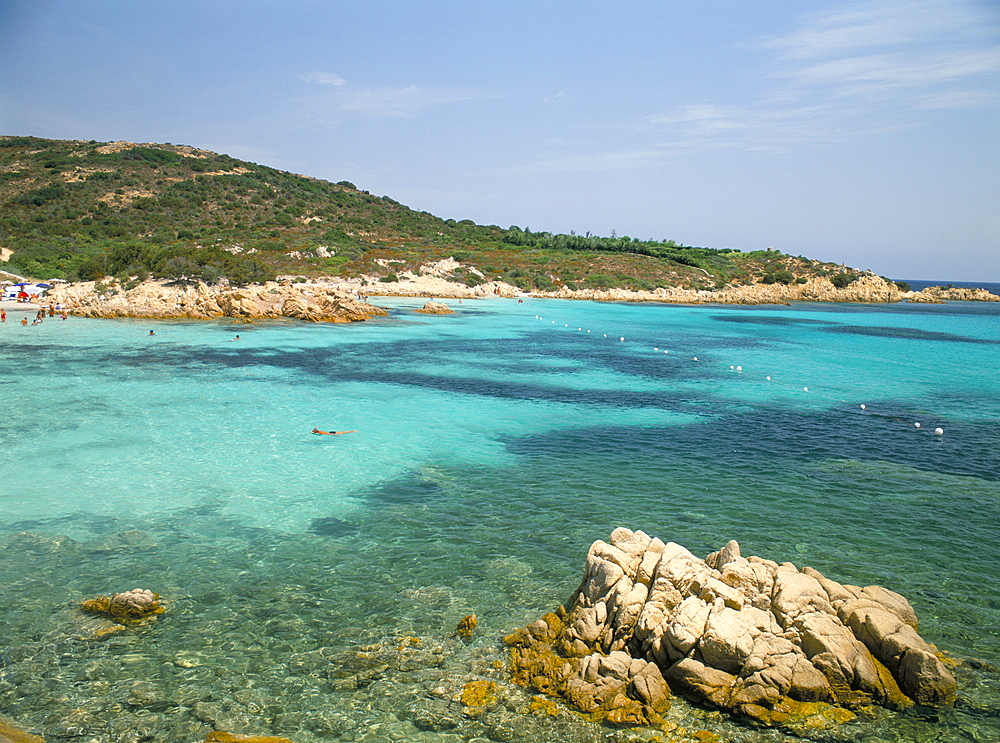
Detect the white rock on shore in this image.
<box><xmin>506</xmin><ymin>528</ymin><xmax>956</xmax><ymax>729</ymax></box>
<box><xmin>48</xmin><ymin>279</ymin><xmax>387</xmax><ymax>322</ymax></box>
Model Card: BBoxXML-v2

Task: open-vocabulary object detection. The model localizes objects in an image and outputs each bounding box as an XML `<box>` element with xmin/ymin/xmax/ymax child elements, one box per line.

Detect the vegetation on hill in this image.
<box><xmin>0</xmin><ymin>136</ymin><xmax>878</xmax><ymax>290</ymax></box>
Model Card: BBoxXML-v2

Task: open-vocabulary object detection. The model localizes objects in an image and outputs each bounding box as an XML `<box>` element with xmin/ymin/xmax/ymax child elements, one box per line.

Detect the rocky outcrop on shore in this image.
<box><xmin>48</xmin><ymin>280</ymin><xmax>388</xmax><ymax>322</ymax></box>
<box><xmin>414</xmin><ymin>301</ymin><xmax>455</xmax><ymax>314</ymax></box>
<box><xmin>341</xmin><ymin>271</ymin><xmax>918</xmax><ymax>305</ymax></box>
<box><xmin>907</xmin><ymin>286</ymin><xmax>1000</xmax><ymax>303</ymax></box>
<box><xmin>540</xmin><ymin>274</ymin><xmax>906</xmax><ymax>304</ymax></box>
<box><xmin>506</xmin><ymin>528</ymin><xmax>956</xmax><ymax>729</ymax></box>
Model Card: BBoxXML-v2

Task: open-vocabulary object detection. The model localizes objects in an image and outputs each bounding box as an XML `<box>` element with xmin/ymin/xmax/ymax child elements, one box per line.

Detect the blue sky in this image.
<box><xmin>2</xmin><ymin>0</ymin><xmax>998</xmax><ymax>281</ymax></box>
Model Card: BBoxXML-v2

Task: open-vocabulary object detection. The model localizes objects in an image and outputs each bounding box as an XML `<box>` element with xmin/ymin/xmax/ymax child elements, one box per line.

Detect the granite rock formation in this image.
<box><xmin>414</xmin><ymin>301</ymin><xmax>455</xmax><ymax>314</ymax></box>
<box><xmin>48</xmin><ymin>279</ymin><xmax>388</xmax><ymax>322</ymax></box>
<box><xmin>908</xmin><ymin>286</ymin><xmax>999</xmax><ymax>303</ymax></box>
<box><xmin>506</xmin><ymin>528</ymin><xmax>956</xmax><ymax>728</ymax></box>
<box><xmin>80</xmin><ymin>588</ymin><xmax>164</xmax><ymax>622</ymax></box>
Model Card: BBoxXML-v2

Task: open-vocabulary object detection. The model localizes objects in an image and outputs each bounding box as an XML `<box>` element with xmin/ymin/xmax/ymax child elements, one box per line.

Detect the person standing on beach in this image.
<box><xmin>1</xmin><ymin>310</ymin><xmax>6</xmax><ymax>322</ymax></box>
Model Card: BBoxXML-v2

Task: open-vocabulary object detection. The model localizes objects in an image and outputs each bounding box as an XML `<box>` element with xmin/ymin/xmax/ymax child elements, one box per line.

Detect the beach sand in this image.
<box><xmin>0</xmin><ymin>300</ymin><xmax>44</xmax><ymax>312</ymax></box>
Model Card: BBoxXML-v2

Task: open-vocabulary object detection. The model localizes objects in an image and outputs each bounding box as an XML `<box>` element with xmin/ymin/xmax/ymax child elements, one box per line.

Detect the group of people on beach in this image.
<box><xmin>2</xmin><ymin>287</ymin><xmax>38</xmax><ymax>303</ymax></box>
<box><xmin>1</xmin><ymin>303</ymin><xmax>68</xmax><ymax>325</ymax></box>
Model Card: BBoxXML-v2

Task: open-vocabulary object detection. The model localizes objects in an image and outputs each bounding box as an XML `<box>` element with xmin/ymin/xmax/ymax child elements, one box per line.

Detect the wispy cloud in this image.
<box><xmin>337</xmin><ymin>85</ymin><xmax>491</xmax><ymax>118</ymax></box>
<box><xmin>759</xmin><ymin>0</ymin><xmax>993</xmax><ymax>60</ymax></box>
<box><xmin>301</xmin><ymin>72</ymin><xmax>495</xmax><ymax>118</ymax></box>
<box><xmin>494</xmin><ymin>148</ymin><xmax>672</xmax><ymax>176</ymax></box>
<box><xmin>646</xmin><ymin>0</ymin><xmax>1000</xmax><ymax>152</ymax></box>
<box><xmin>302</xmin><ymin>71</ymin><xmax>347</xmax><ymax>87</ymax></box>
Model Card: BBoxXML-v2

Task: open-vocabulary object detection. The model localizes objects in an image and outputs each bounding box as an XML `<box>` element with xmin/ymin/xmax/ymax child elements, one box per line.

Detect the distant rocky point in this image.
<box><xmin>907</xmin><ymin>286</ymin><xmax>999</xmax><ymax>303</ymax></box>
<box><xmin>506</xmin><ymin>528</ymin><xmax>956</xmax><ymax>729</ymax></box>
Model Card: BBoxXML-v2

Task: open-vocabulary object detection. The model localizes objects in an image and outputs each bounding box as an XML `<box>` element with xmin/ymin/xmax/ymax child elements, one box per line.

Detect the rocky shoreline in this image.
<box><xmin>47</xmin><ymin>279</ymin><xmax>388</xmax><ymax>322</ymax></box>
<box><xmin>38</xmin><ymin>269</ymin><xmax>996</xmax><ymax>322</ymax></box>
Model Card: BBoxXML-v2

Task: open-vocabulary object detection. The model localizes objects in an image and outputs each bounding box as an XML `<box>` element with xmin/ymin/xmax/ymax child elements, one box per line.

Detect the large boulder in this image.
<box><xmin>414</xmin><ymin>301</ymin><xmax>454</xmax><ymax>314</ymax></box>
<box><xmin>506</xmin><ymin>529</ymin><xmax>956</xmax><ymax>728</ymax></box>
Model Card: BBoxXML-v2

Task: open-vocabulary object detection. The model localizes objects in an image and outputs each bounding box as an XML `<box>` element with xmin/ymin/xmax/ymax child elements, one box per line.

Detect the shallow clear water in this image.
<box><xmin>1</xmin><ymin>297</ymin><xmax>999</xmax><ymax>742</ymax></box>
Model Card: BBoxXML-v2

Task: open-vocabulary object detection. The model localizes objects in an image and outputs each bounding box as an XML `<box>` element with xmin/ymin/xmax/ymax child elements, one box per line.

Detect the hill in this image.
<box><xmin>0</xmin><ymin>135</ymin><xmax>877</xmax><ymax>292</ymax></box>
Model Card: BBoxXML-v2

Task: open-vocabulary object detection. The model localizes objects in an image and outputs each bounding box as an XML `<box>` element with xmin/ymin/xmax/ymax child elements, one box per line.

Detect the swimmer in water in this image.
<box><xmin>312</xmin><ymin>428</ymin><xmax>357</xmax><ymax>435</ymax></box>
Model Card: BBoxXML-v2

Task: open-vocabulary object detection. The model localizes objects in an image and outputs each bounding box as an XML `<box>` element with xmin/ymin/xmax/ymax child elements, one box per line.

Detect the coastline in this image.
<box><xmin>36</xmin><ymin>271</ymin><xmax>998</xmax><ymax>322</ymax></box>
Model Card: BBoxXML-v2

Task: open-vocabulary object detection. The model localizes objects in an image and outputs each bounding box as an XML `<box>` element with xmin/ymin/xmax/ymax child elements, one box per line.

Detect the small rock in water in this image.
<box><xmin>80</xmin><ymin>588</ymin><xmax>164</xmax><ymax>623</ymax></box>
<box><xmin>455</xmin><ymin>614</ymin><xmax>478</xmax><ymax>642</ymax></box>
<box><xmin>308</xmin><ymin>517</ymin><xmax>360</xmax><ymax>537</ymax></box>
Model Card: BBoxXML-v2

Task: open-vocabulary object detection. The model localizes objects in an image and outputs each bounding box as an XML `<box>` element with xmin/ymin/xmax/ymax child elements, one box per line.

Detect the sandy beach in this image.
<box><xmin>0</xmin><ymin>300</ymin><xmax>44</xmax><ymax>313</ymax></box>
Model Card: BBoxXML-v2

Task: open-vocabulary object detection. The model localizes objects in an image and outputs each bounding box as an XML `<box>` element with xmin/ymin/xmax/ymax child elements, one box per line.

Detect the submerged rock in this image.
<box><xmin>506</xmin><ymin>529</ymin><xmax>956</xmax><ymax>729</ymax></box>
<box><xmin>80</xmin><ymin>588</ymin><xmax>164</xmax><ymax>623</ymax></box>
<box><xmin>203</xmin><ymin>734</ymin><xmax>299</xmax><ymax>743</ymax></box>
<box><xmin>0</xmin><ymin>717</ymin><xmax>44</xmax><ymax>743</ymax></box>
<box><xmin>307</xmin><ymin>516</ymin><xmax>359</xmax><ymax>537</ymax></box>
<box><xmin>455</xmin><ymin>614</ymin><xmax>478</xmax><ymax>642</ymax></box>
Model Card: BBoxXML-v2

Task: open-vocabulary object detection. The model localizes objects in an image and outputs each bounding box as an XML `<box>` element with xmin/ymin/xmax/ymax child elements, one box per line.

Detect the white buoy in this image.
<box><xmin>934</xmin><ymin>427</ymin><xmax>944</xmax><ymax>436</ymax></box>
<box><xmin>803</xmin><ymin>387</ymin><xmax>809</xmax><ymax>392</ymax></box>
<box><xmin>577</xmin><ymin>328</ymin><xmax>582</xmax><ymax>331</ymax></box>
<box><xmin>587</xmin><ymin>330</ymin><xmax>591</xmax><ymax>333</ymax></box>
<box><xmin>730</xmin><ymin>365</ymin><xmax>735</xmax><ymax>370</ymax></box>
<box><xmin>860</xmin><ymin>404</ymin><xmax>866</xmax><ymax>410</ymax></box>
<box><xmin>693</xmin><ymin>357</ymin><xmax>698</xmax><ymax>361</ymax></box>
<box><xmin>736</xmin><ymin>366</ymin><xmax>742</xmax><ymax>371</ymax></box>
<box><xmin>766</xmin><ymin>376</ymin><xmax>771</xmax><ymax>381</ymax></box>
<box><xmin>914</xmin><ymin>422</ymin><xmax>921</xmax><ymax>428</ymax></box>
<box><xmin>654</xmin><ymin>347</ymin><xmax>659</xmax><ymax>351</ymax></box>
<box><xmin>664</xmin><ymin>350</ymin><xmax>669</xmax><ymax>354</ymax></box>
<box><xmin>620</xmin><ymin>337</ymin><xmax>625</xmax><ymax>341</ymax></box>
<box><xmin>564</xmin><ymin>324</ymin><xmax>568</xmax><ymax>327</ymax></box>
<box><xmin>603</xmin><ymin>334</ymin><xmax>607</xmax><ymax>337</ymax></box>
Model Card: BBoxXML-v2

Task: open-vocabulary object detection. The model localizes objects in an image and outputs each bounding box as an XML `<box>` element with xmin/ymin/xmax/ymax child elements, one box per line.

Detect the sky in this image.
<box><xmin>1</xmin><ymin>0</ymin><xmax>998</xmax><ymax>281</ymax></box>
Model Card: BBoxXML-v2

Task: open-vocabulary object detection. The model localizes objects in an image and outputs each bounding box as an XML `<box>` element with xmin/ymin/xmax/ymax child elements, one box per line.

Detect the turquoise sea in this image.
<box><xmin>1</xmin><ymin>296</ymin><xmax>999</xmax><ymax>743</ymax></box>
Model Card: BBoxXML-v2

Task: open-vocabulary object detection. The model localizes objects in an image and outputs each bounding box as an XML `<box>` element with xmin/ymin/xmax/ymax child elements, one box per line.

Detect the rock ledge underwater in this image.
<box><xmin>505</xmin><ymin>528</ymin><xmax>956</xmax><ymax>728</ymax></box>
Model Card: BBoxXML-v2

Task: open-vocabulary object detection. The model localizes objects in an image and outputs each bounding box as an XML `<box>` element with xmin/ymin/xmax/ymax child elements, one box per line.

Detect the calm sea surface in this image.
<box><xmin>1</xmin><ymin>296</ymin><xmax>999</xmax><ymax>742</ymax></box>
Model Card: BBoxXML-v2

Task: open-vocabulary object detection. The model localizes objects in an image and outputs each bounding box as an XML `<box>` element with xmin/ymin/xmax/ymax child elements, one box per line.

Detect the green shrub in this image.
<box><xmin>830</xmin><ymin>272</ymin><xmax>857</xmax><ymax>289</ymax></box>
<box><xmin>761</xmin><ymin>269</ymin><xmax>795</xmax><ymax>285</ymax></box>
<box><xmin>585</xmin><ymin>273</ymin><xmax>616</xmax><ymax>288</ymax></box>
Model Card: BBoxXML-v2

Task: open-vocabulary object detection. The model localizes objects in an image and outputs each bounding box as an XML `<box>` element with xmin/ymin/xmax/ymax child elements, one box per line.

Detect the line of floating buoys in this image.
<box><xmin>531</xmin><ymin>313</ymin><xmax>945</xmax><ymax>436</ymax></box>
<box><xmin>856</xmin><ymin>402</ymin><xmax>944</xmax><ymax>435</ymax></box>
